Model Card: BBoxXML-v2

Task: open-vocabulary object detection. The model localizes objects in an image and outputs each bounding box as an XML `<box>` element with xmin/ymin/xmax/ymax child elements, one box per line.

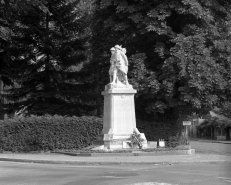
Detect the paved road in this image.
<box><xmin>1</xmin><ymin>161</ymin><xmax>231</xmax><ymax>185</ymax></box>
<box><xmin>190</xmin><ymin>141</ymin><xmax>231</xmax><ymax>155</ymax></box>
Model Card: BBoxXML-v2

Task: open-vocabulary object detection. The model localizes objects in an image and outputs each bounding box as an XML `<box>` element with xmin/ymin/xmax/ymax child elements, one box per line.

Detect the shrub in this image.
<box><xmin>136</xmin><ymin>119</ymin><xmax>180</xmax><ymax>141</ymax></box>
<box><xmin>0</xmin><ymin>115</ymin><xmax>181</xmax><ymax>152</ymax></box>
<box><xmin>0</xmin><ymin>115</ymin><xmax>102</xmax><ymax>152</ymax></box>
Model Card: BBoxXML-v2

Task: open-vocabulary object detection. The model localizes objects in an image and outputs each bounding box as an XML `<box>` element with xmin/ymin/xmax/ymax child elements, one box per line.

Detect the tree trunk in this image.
<box><xmin>96</xmin><ymin>95</ymin><xmax>103</xmax><ymax>117</ymax></box>
<box><xmin>96</xmin><ymin>68</ymin><xmax>103</xmax><ymax>117</ymax></box>
<box><xmin>226</xmin><ymin>127</ymin><xmax>230</xmax><ymax>140</ymax></box>
<box><xmin>0</xmin><ymin>79</ymin><xmax>4</xmax><ymax>120</ymax></box>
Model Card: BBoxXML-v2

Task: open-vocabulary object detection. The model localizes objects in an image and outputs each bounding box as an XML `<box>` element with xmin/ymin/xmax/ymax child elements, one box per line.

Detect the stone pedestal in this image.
<box><xmin>93</xmin><ymin>83</ymin><xmax>147</xmax><ymax>149</ymax></box>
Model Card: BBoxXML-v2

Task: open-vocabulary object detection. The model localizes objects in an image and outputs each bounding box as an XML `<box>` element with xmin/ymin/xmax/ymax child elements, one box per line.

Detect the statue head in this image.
<box><xmin>114</xmin><ymin>45</ymin><xmax>122</xmax><ymax>51</ymax></box>
<box><xmin>122</xmin><ymin>48</ymin><xmax>126</xmax><ymax>54</ymax></box>
<box><xmin>110</xmin><ymin>47</ymin><xmax>116</xmax><ymax>54</ymax></box>
<box><xmin>114</xmin><ymin>45</ymin><xmax>126</xmax><ymax>54</ymax></box>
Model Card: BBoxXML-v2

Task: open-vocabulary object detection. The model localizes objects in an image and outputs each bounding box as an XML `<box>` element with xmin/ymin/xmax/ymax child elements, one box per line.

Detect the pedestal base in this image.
<box><xmin>93</xmin><ymin>83</ymin><xmax>147</xmax><ymax>150</ymax></box>
<box><xmin>93</xmin><ymin>133</ymin><xmax>147</xmax><ymax>149</ymax></box>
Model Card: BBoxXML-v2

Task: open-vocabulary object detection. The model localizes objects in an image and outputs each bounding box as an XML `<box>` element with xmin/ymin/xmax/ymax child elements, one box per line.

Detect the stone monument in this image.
<box><xmin>93</xmin><ymin>45</ymin><xmax>147</xmax><ymax>149</ymax></box>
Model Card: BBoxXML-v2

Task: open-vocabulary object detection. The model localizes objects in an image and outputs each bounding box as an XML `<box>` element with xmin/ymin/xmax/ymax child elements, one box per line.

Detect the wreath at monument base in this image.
<box><xmin>128</xmin><ymin>132</ymin><xmax>145</xmax><ymax>149</ymax></box>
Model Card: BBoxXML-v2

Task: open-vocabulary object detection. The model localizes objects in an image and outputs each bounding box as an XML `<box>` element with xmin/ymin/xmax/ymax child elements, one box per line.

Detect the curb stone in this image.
<box><xmin>52</xmin><ymin>149</ymin><xmax>195</xmax><ymax>157</ymax></box>
<box><xmin>0</xmin><ymin>157</ymin><xmax>230</xmax><ymax>166</ymax></box>
<box><xmin>190</xmin><ymin>139</ymin><xmax>231</xmax><ymax>144</ymax></box>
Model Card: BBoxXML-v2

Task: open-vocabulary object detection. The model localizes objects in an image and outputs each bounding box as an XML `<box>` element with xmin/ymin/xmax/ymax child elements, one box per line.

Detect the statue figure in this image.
<box><xmin>109</xmin><ymin>45</ymin><xmax>129</xmax><ymax>85</ymax></box>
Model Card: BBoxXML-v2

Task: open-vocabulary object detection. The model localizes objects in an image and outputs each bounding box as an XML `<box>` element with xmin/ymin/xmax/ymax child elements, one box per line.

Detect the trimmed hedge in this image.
<box><xmin>0</xmin><ymin>115</ymin><xmax>181</xmax><ymax>152</ymax></box>
<box><xmin>137</xmin><ymin>120</ymin><xmax>186</xmax><ymax>147</ymax></box>
<box><xmin>0</xmin><ymin>115</ymin><xmax>102</xmax><ymax>152</ymax></box>
<box><xmin>136</xmin><ymin>119</ymin><xmax>180</xmax><ymax>141</ymax></box>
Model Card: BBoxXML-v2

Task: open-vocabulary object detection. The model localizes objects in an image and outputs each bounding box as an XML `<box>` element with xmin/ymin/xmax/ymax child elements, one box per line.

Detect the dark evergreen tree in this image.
<box><xmin>0</xmin><ymin>0</ymin><xmax>17</xmax><ymax>119</ymax></box>
<box><xmin>3</xmin><ymin>0</ymin><xmax>92</xmax><ymax>116</ymax></box>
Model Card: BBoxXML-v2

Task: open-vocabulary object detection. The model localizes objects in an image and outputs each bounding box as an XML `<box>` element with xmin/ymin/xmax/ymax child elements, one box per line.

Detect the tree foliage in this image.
<box><xmin>1</xmin><ymin>0</ymin><xmax>94</xmax><ymax>116</ymax></box>
<box><xmin>93</xmin><ymin>0</ymin><xmax>231</xmax><ymax>121</ymax></box>
<box><xmin>2</xmin><ymin>0</ymin><xmax>231</xmax><ymax>122</ymax></box>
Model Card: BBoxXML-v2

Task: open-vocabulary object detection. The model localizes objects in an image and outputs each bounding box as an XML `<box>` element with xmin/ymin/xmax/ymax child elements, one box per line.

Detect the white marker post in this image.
<box><xmin>183</xmin><ymin>121</ymin><xmax>191</xmax><ymax>145</ymax></box>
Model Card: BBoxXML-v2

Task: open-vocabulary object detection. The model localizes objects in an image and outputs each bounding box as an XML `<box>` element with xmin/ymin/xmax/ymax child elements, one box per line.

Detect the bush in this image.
<box><xmin>137</xmin><ymin>119</ymin><xmax>182</xmax><ymax>148</ymax></box>
<box><xmin>0</xmin><ymin>115</ymin><xmax>181</xmax><ymax>152</ymax></box>
<box><xmin>137</xmin><ymin>119</ymin><xmax>180</xmax><ymax>141</ymax></box>
<box><xmin>0</xmin><ymin>115</ymin><xmax>102</xmax><ymax>152</ymax></box>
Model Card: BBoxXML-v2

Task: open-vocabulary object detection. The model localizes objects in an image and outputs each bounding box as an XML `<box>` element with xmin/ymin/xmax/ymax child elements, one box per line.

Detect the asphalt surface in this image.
<box><xmin>0</xmin><ymin>140</ymin><xmax>231</xmax><ymax>185</ymax></box>
<box><xmin>190</xmin><ymin>140</ymin><xmax>231</xmax><ymax>155</ymax></box>
<box><xmin>0</xmin><ymin>141</ymin><xmax>230</xmax><ymax>165</ymax></box>
<box><xmin>1</xmin><ymin>161</ymin><xmax>231</xmax><ymax>185</ymax></box>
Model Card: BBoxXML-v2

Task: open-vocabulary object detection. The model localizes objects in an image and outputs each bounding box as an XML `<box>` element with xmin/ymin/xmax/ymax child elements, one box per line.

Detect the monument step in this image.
<box><xmin>52</xmin><ymin>149</ymin><xmax>195</xmax><ymax>157</ymax></box>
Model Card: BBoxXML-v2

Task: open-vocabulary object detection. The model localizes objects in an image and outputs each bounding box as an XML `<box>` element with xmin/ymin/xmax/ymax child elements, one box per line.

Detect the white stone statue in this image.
<box><xmin>92</xmin><ymin>45</ymin><xmax>148</xmax><ymax>150</ymax></box>
<box><xmin>109</xmin><ymin>45</ymin><xmax>129</xmax><ymax>85</ymax></box>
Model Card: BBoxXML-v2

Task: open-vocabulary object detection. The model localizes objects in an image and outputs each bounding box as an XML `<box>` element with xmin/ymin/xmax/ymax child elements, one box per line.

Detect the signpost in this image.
<box><xmin>183</xmin><ymin>121</ymin><xmax>191</xmax><ymax>145</ymax></box>
<box><xmin>183</xmin><ymin>121</ymin><xmax>191</xmax><ymax>126</ymax></box>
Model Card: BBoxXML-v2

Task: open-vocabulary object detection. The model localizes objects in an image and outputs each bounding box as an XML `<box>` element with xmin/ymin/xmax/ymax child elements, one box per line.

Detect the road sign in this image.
<box><xmin>183</xmin><ymin>121</ymin><xmax>191</xmax><ymax>126</ymax></box>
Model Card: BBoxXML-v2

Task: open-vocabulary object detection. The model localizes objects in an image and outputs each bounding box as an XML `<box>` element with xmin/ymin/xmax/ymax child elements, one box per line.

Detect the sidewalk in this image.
<box><xmin>190</xmin><ymin>138</ymin><xmax>231</xmax><ymax>144</ymax></box>
<box><xmin>0</xmin><ymin>152</ymin><xmax>231</xmax><ymax>165</ymax></box>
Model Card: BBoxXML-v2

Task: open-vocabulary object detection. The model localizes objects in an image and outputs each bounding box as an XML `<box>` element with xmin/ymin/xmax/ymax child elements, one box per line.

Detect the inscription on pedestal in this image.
<box><xmin>114</xmin><ymin>95</ymin><xmax>134</xmax><ymax>134</ymax></box>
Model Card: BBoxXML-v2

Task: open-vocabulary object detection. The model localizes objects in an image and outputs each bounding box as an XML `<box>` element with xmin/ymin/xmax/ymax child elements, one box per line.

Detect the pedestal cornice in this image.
<box><xmin>102</xmin><ymin>83</ymin><xmax>137</xmax><ymax>95</ymax></box>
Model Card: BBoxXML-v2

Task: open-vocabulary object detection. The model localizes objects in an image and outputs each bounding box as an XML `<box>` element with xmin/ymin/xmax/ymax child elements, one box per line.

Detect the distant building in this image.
<box><xmin>188</xmin><ymin>111</ymin><xmax>231</xmax><ymax>141</ymax></box>
<box><xmin>188</xmin><ymin>117</ymin><xmax>205</xmax><ymax>138</ymax></box>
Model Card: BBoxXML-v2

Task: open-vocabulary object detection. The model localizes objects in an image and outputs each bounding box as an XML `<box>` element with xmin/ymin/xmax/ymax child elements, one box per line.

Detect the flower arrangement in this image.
<box><xmin>129</xmin><ymin>132</ymin><xmax>144</xmax><ymax>149</ymax></box>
